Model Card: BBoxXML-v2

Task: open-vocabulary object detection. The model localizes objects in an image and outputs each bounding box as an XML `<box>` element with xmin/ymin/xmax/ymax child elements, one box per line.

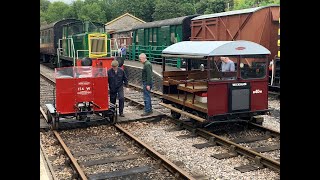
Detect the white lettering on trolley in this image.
<box><xmin>78</xmin><ymin>81</ymin><xmax>90</xmax><ymax>85</ymax></box>
<box><xmin>77</xmin><ymin>87</ymin><xmax>91</xmax><ymax>91</ymax></box>
<box><xmin>253</xmin><ymin>89</ymin><xmax>263</xmax><ymax>94</ymax></box>
<box><xmin>77</xmin><ymin>81</ymin><xmax>92</xmax><ymax>95</ymax></box>
<box><xmin>77</xmin><ymin>91</ymin><xmax>92</xmax><ymax>95</ymax></box>
<box><xmin>232</xmin><ymin>83</ymin><xmax>247</xmax><ymax>86</ymax></box>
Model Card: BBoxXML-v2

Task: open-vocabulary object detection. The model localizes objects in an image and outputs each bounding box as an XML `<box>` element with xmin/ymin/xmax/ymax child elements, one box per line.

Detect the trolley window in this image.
<box><xmin>240</xmin><ymin>56</ymin><xmax>267</xmax><ymax>79</ymax></box>
<box><xmin>209</xmin><ymin>56</ymin><xmax>237</xmax><ymax>81</ymax></box>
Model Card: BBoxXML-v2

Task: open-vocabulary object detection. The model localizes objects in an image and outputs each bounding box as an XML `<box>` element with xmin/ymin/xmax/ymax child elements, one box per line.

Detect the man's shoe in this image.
<box><xmin>141</xmin><ymin>111</ymin><xmax>153</xmax><ymax>116</ymax></box>
<box><xmin>119</xmin><ymin>114</ymin><xmax>125</xmax><ymax>117</ymax></box>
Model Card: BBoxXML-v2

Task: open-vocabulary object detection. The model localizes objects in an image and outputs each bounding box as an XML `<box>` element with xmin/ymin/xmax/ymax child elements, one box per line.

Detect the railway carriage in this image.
<box><xmin>160</xmin><ymin>40</ymin><xmax>271</xmax><ymax>126</ymax></box>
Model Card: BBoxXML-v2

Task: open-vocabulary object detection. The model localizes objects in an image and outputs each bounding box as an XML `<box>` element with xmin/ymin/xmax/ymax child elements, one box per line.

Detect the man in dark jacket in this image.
<box><xmin>139</xmin><ymin>53</ymin><xmax>153</xmax><ymax>116</ymax></box>
<box><xmin>107</xmin><ymin>60</ymin><xmax>128</xmax><ymax>117</ymax></box>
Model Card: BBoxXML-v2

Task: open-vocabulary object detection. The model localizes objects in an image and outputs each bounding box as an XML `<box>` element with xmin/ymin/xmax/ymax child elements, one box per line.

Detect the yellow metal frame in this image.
<box><xmin>88</xmin><ymin>33</ymin><xmax>107</xmax><ymax>58</ymax></box>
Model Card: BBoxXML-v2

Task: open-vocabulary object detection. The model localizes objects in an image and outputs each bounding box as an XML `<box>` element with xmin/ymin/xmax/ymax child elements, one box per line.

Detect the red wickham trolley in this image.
<box><xmin>160</xmin><ymin>40</ymin><xmax>271</xmax><ymax>126</ymax></box>
<box><xmin>45</xmin><ymin>66</ymin><xmax>116</xmax><ymax>129</ymax></box>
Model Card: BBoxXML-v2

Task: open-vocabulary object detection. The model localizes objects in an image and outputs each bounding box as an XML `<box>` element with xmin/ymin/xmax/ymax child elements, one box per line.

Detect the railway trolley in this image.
<box><xmin>45</xmin><ymin>66</ymin><xmax>116</xmax><ymax>129</ymax></box>
<box><xmin>160</xmin><ymin>40</ymin><xmax>271</xmax><ymax>126</ymax></box>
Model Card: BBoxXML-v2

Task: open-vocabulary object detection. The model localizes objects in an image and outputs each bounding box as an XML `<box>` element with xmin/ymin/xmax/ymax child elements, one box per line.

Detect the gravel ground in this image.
<box><xmin>40</xmin><ymin>132</ymin><xmax>75</xmax><ymax>180</ymax></box>
<box><xmin>41</xmin><ymin>125</ymin><xmax>175</xmax><ymax>179</ymax></box>
<box><xmin>121</xmin><ymin>120</ymin><xmax>280</xmax><ymax>180</ymax></box>
<box><xmin>262</xmin><ymin>98</ymin><xmax>280</xmax><ymax>132</ymax></box>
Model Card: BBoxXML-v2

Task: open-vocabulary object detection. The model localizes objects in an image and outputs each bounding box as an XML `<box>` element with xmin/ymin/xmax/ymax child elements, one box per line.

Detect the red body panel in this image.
<box><xmin>76</xmin><ymin>57</ymin><xmax>124</xmax><ymax>70</ymax></box>
<box><xmin>76</xmin><ymin>57</ymin><xmax>114</xmax><ymax>69</ymax></box>
<box><xmin>56</xmin><ymin>78</ymin><xmax>76</xmax><ymax>114</ymax></box>
<box><xmin>55</xmin><ymin>67</ymin><xmax>109</xmax><ymax>115</ymax></box>
<box><xmin>207</xmin><ymin>80</ymin><xmax>268</xmax><ymax>116</ymax></box>
<box><xmin>207</xmin><ymin>83</ymin><xmax>228</xmax><ymax>116</ymax></box>
<box><xmin>250</xmin><ymin>81</ymin><xmax>268</xmax><ymax>111</ymax></box>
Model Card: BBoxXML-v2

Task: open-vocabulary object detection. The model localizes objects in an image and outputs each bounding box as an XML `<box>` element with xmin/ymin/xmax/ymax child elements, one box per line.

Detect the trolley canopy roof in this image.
<box><xmin>162</xmin><ymin>41</ymin><xmax>271</xmax><ymax>59</ymax></box>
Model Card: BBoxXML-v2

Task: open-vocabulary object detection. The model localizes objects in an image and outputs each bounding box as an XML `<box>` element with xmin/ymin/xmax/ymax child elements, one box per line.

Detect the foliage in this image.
<box><xmin>152</xmin><ymin>0</ymin><xmax>196</xmax><ymax>20</ymax></box>
<box><xmin>78</xmin><ymin>2</ymin><xmax>106</xmax><ymax>23</ymax></box>
<box><xmin>40</xmin><ymin>0</ymin><xmax>50</xmax><ymax>12</ymax></box>
<box><xmin>233</xmin><ymin>0</ymin><xmax>279</xmax><ymax>10</ymax></box>
<box><xmin>44</xmin><ymin>2</ymin><xmax>71</xmax><ymax>23</ymax></box>
<box><xmin>40</xmin><ymin>0</ymin><xmax>280</xmax><ymax>26</ymax></box>
<box><xmin>195</xmin><ymin>0</ymin><xmax>226</xmax><ymax>14</ymax></box>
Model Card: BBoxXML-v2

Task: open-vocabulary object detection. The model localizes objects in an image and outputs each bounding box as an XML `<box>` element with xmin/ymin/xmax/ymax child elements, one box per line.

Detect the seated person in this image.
<box><xmin>221</xmin><ymin>57</ymin><xmax>235</xmax><ymax>72</ymax></box>
<box><xmin>220</xmin><ymin>57</ymin><xmax>236</xmax><ymax>80</ymax></box>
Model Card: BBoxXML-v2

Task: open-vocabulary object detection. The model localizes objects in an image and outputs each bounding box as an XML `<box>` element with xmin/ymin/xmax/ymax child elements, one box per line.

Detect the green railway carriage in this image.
<box><xmin>127</xmin><ymin>15</ymin><xmax>197</xmax><ymax>68</ymax></box>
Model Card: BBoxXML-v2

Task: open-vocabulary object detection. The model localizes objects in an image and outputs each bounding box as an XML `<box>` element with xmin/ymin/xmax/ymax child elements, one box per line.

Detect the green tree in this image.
<box><xmin>204</xmin><ymin>0</ymin><xmax>226</xmax><ymax>14</ymax></box>
<box><xmin>195</xmin><ymin>0</ymin><xmax>226</xmax><ymax>15</ymax></box>
<box><xmin>40</xmin><ymin>10</ymin><xmax>47</xmax><ymax>25</ymax></box>
<box><xmin>79</xmin><ymin>2</ymin><xmax>106</xmax><ymax>23</ymax></box>
<box><xmin>153</xmin><ymin>0</ymin><xmax>182</xmax><ymax>20</ymax></box>
<box><xmin>40</xmin><ymin>0</ymin><xmax>50</xmax><ymax>12</ymax></box>
<box><xmin>110</xmin><ymin>0</ymin><xmax>155</xmax><ymax>22</ymax></box>
<box><xmin>233</xmin><ymin>0</ymin><xmax>279</xmax><ymax>10</ymax></box>
<box><xmin>69</xmin><ymin>0</ymin><xmax>85</xmax><ymax>19</ymax></box>
<box><xmin>44</xmin><ymin>2</ymin><xmax>71</xmax><ymax>23</ymax></box>
<box><xmin>152</xmin><ymin>0</ymin><xmax>196</xmax><ymax>20</ymax></box>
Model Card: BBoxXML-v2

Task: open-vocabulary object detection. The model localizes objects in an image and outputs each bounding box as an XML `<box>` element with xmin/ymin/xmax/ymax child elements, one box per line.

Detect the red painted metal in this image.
<box><xmin>76</xmin><ymin>57</ymin><xmax>124</xmax><ymax>70</ymax></box>
<box><xmin>207</xmin><ymin>83</ymin><xmax>228</xmax><ymax>116</ymax></box>
<box><xmin>55</xmin><ymin>67</ymin><xmax>109</xmax><ymax>115</ymax></box>
<box><xmin>76</xmin><ymin>57</ymin><xmax>114</xmax><ymax>69</ymax></box>
<box><xmin>250</xmin><ymin>81</ymin><xmax>268</xmax><ymax>111</ymax></box>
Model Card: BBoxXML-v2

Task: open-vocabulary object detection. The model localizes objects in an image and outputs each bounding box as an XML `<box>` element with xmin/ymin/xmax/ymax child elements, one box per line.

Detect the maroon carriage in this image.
<box><xmin>45</xmin><ymin>66</ymin><xmax>116</xmax><ymax>129</ymax></box>
<box><xmin>160</xmin><ymin>40</ymin><xmax>271</xmax><ymax>126</ymax></box>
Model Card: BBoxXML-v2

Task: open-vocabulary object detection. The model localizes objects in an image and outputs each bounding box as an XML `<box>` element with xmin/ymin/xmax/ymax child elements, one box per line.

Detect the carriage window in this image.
<box><xmin>209</xmin><ymin>56</ymin><xmax>237</xmax><ymax>81</ymax></box>
<box><xmin>240</xmin><ymin>57</ymin><xmax>267</xmax><ymax>79</ymax></box>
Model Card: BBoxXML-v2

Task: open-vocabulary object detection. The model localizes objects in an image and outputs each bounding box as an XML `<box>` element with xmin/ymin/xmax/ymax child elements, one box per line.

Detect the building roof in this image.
<box><xmin>162</xmin><ymin>41</ymin><xmax>270</xmax><ymax>58</ymax></box>
<box><xmin>133</xmin><ymin>15</ymin><xmax>197</xmax><ymax>29</ymax></box>
<box><xmin>105</xmin><ymin>13</ymin><xmax>146</xmax><ymax>26</ymax></box>
<box><xmin>192</xmin><ymin>5</ymin><xmax>279</xmax><ymax>20</ymax></box>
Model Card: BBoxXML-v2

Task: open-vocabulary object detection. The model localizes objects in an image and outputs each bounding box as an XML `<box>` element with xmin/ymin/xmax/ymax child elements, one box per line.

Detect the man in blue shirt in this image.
<box><xmin>120</xmin><ymin>44</ymin><xmax>126</xmax><ymax>57</ymax></box>
<box><xmin>221</xmin><ymin>57</ymin><xmax>235</xmax><ymax>72</ymax></box>
<box><xmin>221</xmin><ymin>57</ymin><xmax>236</xmax><ymax>80</ymax></box>
<box><xmin>107</xmin><ymin>60</ymin><xmax>128</xmax><ymax>117</ymax></box>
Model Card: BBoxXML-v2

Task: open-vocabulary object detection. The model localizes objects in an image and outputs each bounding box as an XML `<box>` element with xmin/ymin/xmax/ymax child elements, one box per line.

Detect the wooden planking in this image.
<box><xmin>162</xmin><ymin>94</ymin><xmax>207</xmax><ymax>113</ymax></box>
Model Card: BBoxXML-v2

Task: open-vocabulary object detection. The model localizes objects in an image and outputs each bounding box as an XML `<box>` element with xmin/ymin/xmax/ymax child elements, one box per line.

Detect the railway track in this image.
<box><xmin>40</xmin><ymin>63</ymin><xmax>280</xmax><ymax>179</ymax></box>
<box><xmin>40</xmin><ymin>64</ymin><xmax>199</xmax><ymax>179</ymax></box>
<box><xmin>122</xmin><ymin>85</ymin><xmax>280</xmax><ymax>173</ymax></box>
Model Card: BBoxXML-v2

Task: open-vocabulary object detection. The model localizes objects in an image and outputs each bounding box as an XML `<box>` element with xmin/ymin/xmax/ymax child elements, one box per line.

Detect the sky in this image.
<box><xmin>48</xmin><ymin>0</ymin><xmax>75</xmax><ymax>5</ymax></box>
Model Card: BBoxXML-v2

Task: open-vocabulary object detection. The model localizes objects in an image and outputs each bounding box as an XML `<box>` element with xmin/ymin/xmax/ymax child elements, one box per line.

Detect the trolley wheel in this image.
<box><xmin>189</xmin><ymin>111</ymin><xmax>202</xmax><ymax>127</ymax></box>
<box><xmin>189</xmin><ymin>111</ymin><xmax>199</xmax><ymax>121</ymax></box>
<box><xmin>51</xmin><ymin>117</ymin><xmax>59</xmax><ymax>130</ymax></box>
<box><xmin>171</xmin><ymin>104</ymin><xmax>181</xmax><ymax>119</ymax></box>
<box><xmin>46</xmin><ymin>110</ymin><xmax>52</xmax><ymax>124</ymax></box>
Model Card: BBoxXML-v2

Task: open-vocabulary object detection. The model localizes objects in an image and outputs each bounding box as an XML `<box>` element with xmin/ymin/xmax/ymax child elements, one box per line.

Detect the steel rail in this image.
<box><xmin>125</xmin><ymin>84</ymin><xmax>280</xmax><ymax>172</ymax></box>
<box><xmin>115</xmin><ymin>124</ymin><xmax>196</xmax><ymax>180</ymax></box>
<box><xmin>40</xmin><ymin>72</ymin><xmax>55</xmax><ymax>86</ymax></box>
<box><xmin>53</xmin><ymin>130</ymin><xmax>88</xmax><ymax>180</ymax></box>
<box><xmin>171</xmin><ymin>119</ymin><xmax>280</xmax><ymax>172</ymax></box>
<box><xmin>40</xmin><ymin>107</ymin><xmax>88</xmax><ymax>180</ymax></box>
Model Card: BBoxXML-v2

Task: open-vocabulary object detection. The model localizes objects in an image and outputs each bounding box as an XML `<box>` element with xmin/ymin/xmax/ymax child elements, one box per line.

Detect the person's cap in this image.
<box><xmin>111</xmin><ymin>60</ymin><xmax>119</xmax><ymax>67</ymax></box>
